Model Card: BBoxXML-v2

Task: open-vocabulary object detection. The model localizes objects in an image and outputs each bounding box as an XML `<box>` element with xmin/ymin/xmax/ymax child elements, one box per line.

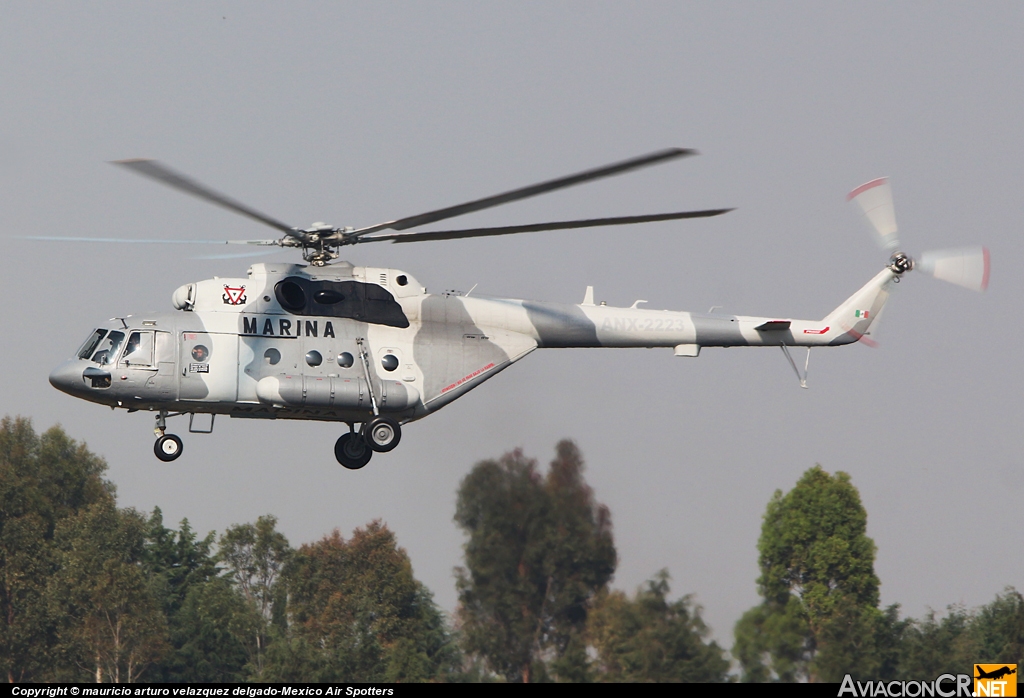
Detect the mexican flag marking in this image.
<box><xmin>854</xmin><ymin>309</ymin><xmax>870</xmax><ymax>318</ymax></box>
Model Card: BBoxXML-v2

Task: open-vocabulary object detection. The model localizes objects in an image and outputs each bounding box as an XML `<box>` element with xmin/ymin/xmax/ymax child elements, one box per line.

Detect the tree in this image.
<box><xmin>0</xmin><ymin>417</ymin><xmax>114</xmax><ymax>682</ymax></box>
<box><xmin>897</xmin><ymin>588</ymin><xmax>1023</xmax><ymax>680</ymax></box>
<box><xmin>266</xmin><ymin>520</ymin><xmax>460</xmax><ymax>682</ymax></box>
<box><xmin>734</xmin><ymin>465</ymin><xmax>881</xmax><ymax>682</ymax></box>
<box><xmin>48</xmin><ymin>500</ymin><xmax>168</xmax><ymax>683</ymax></box>
<box><xmin>454</xmin><ymin>440</ymin><xmax>616</xmax><ymax>682</ymax></box>
<box><xmin>588</xmin><ymin>570</ymin><xmax>730</xmax><ymax>682</ymax></box>
<box><xmin>143</xmin><ymin>509</ymin><xmax>250</xmax><ymax>682</ymax></box>
<box><xmin>218</xmin><ymin>515</ymin><xmax>292</xmax><ymax>678</ymax></box>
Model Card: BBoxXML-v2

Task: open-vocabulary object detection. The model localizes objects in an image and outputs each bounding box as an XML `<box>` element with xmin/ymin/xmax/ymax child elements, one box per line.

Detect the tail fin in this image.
<box><xmin>823</xmin><ymin>268</ymin><xmax>897</xmax><ymax>344</ymax></box>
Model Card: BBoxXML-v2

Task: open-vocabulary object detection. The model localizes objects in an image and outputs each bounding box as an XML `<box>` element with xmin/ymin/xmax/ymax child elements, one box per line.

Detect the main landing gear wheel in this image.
<box><xmin>154</xmin><ymin>434</ymin><xmax>183</xmax><ymax>462</ymax></box>
<box><xmin>364</xmin><ymin>417</ymin><xmax>402</xmax><ymax>453</ymax></box>
<box><xmin>335</xmin><ymin>432</ymin><xmax>373</xmax><ymax>470</ymax></box>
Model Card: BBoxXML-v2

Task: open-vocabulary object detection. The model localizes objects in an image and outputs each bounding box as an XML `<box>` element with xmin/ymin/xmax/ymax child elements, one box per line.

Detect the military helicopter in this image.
<box><xmin>44</xmin><ymin>149</ymin><xmax>988</xmax><ymax>468</ymax></box>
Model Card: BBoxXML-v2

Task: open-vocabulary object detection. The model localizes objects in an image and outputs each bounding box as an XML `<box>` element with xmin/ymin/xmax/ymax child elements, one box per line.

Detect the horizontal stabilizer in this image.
<box><xmin>755</xmin><ymin>320</ymin><xmax>791</xmax><ymax>331</ymax></box>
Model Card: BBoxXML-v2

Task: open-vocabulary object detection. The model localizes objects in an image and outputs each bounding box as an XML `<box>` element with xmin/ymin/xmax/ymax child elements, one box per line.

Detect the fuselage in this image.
<box><xmin>49</xmin><ymin>261</ymin><xmax>887</xmax><ymax>425</ymax></box>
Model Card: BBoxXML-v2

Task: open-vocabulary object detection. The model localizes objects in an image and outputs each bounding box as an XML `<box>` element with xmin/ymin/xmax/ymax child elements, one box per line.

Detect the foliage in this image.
<box><xmin>144</xmin><ymin>509</ymin><xmax>250</xmax><ymax>682</ymax></box>
<box><xmin>0</xmin><ymin>417</ymin><xmax>114</xmax><ymax>682</ymax></box>
<box><xmin>47</xmin><ymin>499</ymin><xmax>168</xmax><ymax>682</ymax></box>
<box><xmin>896</xmin><ymin>589</ymin><xmax>1024</xmax><ymax>680</ymax></box>
<box><xmin>734</xmin><ymin>465</ymin><xmax>881</xmax><ymax>682</ymax></box>
<box><xmin>265</xmin><ymin>521</ymin><xmax>460</xmax><ymax>682</ymax></box>
<box><xmin>217</xmin><ymin>515</ymin><xmax>292</xmax><ymax>678</ymax></box>
<box><xmin>454</xmin><ymin>440</ymin><xmax>616</xmax><ymax>682</ymax></box>
<box><xmin>4</xmin><ymin>417</ymin><xmax>1021</xmax><ymax>684</ymax></box>
<box><xmin>588</xmin><ymin>571</ymin><xmax>730</xmax><ymax>682</ymax></box>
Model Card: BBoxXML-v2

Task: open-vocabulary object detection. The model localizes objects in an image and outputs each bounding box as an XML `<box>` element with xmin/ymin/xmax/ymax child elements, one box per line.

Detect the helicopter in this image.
<box><xmin>44</xmin><ymin>149</ymin><xmax>988</xmax><ymax>468</ymax></box>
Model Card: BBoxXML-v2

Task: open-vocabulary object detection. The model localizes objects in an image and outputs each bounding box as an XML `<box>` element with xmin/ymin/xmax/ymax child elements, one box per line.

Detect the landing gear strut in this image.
<box><xmin>153</xmin><ymin>410</ymin><xmax>183</xmax><ymax>462</ymax></box>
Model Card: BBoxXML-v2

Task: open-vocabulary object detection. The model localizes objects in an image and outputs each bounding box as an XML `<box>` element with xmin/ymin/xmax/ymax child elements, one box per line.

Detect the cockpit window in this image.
<box><xmin>90</xmin><ymin>330</ymin><xmax>125</xmax><ymax>365</ymax></box>
<box><xmin>77</xmin><ymin>329</ymin><xmax>107</xmax><ymax>360</ymax></box>
<box><xmin>121</xmin><ymin>331</ymin><xmax>155</xmax><ymax>368</ymax></box>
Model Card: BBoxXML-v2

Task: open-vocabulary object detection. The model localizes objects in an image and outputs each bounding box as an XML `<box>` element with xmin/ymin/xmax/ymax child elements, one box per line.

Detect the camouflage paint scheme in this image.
<box><xmin>49</xmin><ymin>261</ymin><xmax>895</xmax><ymax>427</ymax></box>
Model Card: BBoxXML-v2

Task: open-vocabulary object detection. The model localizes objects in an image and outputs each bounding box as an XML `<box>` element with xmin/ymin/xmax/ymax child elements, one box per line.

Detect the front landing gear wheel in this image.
<box><xmin>154</xmin><ymin>434</ymin><xmax>183</xmax><ymax>462</ymax></box>
<box><xmin>335</xmin><ymin>432</ymin><xmax>373</xmax><ymax>470</ymax></box>
<box><xmin>364</xmin><ymin>417</ymin><xmax>402</xmax><ymax>453</ymax></box>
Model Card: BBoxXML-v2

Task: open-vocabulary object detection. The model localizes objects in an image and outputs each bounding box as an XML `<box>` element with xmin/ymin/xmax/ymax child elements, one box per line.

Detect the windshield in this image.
<box><xmin>88</xmin><ymin>330</ymin><xmax>125</xmax><ymax>365</ymax></box>
<box><xmin>77</xmin><ymin>329</ymin><xmax>107</xmax><ymax>360</ymax></box>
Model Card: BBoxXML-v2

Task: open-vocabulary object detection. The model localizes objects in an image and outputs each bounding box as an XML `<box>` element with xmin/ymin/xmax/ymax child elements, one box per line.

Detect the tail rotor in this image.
<box><xmin>847</xmin><ymin>177</ymin><xmax>989</xmax><ymax>292</ymax></box>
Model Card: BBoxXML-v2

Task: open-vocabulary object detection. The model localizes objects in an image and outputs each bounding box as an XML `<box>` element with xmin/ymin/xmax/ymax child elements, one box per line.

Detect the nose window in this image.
<box><xmin>90</xmin><ymin>331</ymin><xmax>124</xmax><ymax>365</ymax></box>
<box><xmin>77</xmin><ymin>329</ymin><xmax>108</xmax><ymax>360</ymax></box>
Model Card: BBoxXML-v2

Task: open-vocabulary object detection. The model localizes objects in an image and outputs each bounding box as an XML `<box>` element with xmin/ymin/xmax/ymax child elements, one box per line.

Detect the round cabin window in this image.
<box><xmin>191</xmin><ymin>345</ymin><xmax>210</xmax><ymax>362</ymax></box>
<box><xmin>381</xmin><ymin>354</ymin><xmax>399</xmax><ymax>372</ymax></box>
<box><xmin>396</xmin><ymin>275</ymin><xmax>408</xmax><ymax>286</ymax></box>
<box><xmin>305</xmin><ymin>350</ymin><xmax>323</xmax><ymax>367</ymax></box>
<box><xmin>264</xmin><ymin>348</ymin><xmax>281</xmax><ymax>365</ymax></box>
<box><xmin>337</xmin><ymin>352</ymin><xmax>354</xmax><ymax>368</ymax></box>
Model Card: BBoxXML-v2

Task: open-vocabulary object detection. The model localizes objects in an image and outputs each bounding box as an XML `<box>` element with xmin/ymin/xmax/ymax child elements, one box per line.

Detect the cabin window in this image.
<box><xmin>264</xmin><ymin>348</ymin><xmax>281</xmax><ymax>365</ymax></box>
<box><xmin>337</xmin><ymin>352</ymin><xmax>354</xmax><ymax>368</ymax></box>
<box><xmin>381</xmin><ymin>354</ymin><xmax>399</xmax><ymax>372</ymax></box>
<box><xmin>305</xmin><ymin>350</ymin><xmax>323</xmax><ymax>367</ymax></box>
<box><xmin>191</xmin><ymin>345</ymin><xmax>210</xmax><ymax>362</ymax></box>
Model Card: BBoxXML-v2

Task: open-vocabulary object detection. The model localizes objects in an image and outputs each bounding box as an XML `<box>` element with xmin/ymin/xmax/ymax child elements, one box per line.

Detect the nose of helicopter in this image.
<box><xmin>49</xmin><ymin>360</ymin><xmax>86</xmax><ymax>396</ymax></box>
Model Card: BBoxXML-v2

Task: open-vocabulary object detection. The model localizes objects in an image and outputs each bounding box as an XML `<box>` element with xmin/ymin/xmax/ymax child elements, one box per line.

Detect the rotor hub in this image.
<box><xmin>888</xmin><ymin>251</ymin><xmax>914</xmax><ymax>274</ymax></box>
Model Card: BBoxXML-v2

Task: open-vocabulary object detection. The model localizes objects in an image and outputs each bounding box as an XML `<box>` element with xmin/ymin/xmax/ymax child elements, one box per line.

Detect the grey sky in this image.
<box><xmin>2</xmin><ymin>2</ymin><xmax>1021</xmax><ymax>646</ymax></box>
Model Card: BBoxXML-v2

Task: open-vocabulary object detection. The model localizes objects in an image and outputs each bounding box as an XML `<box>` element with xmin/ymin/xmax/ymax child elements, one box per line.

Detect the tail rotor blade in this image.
<box><xmin>848</xmin><ymin>177</ymin><xmax>900</xmax><ymax>251</ymax></box>
<box><xmin>917</xmin><ymin>247</ymin><xmax>990</xmax><ymax>292</ymax></box>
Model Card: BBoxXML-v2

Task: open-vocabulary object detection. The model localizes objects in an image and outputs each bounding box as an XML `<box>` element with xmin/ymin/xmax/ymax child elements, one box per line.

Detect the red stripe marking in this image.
<box><xmin>847</xmin><ymin>177</ymin><xmax>888</xmax><ymax>201</ymax></box>
<box><xmin>843</xmin><ymin>325</ymin><xmax>878</xmax><ymax>348</ymax></box>
<box><xmin>981</xmin><ymin>247</ymin><xmax>990</xmax><ymax>291</ymax></box>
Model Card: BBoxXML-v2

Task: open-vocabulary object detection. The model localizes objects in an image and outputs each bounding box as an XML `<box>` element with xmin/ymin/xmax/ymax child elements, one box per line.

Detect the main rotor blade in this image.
<box><xmin>357</xmin><ymin>208</ymin><xmax>732</xmax><ymax>244</ymax></box>
<box><xmin>848</xmin><ymin>177</ymin><xmax>900</xmax><ymax>252</ymax></box>
<box><xmin>112</xmin><ymin>159</ymin><xmax>299</xmax><ymax>236</ymax></box>
<box><xmin>349</xmin><ymin>148</ymin><xmax>697</xmax><ymax>237</ymax></box>
<box><xmin>20</xmin><ymin>235</ymin><xmax>281</xmax><ymax>246</ymax></box>
<box><xmin>917</xmin><ymin>246</ymin><xmax>990</xmax><ymax>291</ymax></box>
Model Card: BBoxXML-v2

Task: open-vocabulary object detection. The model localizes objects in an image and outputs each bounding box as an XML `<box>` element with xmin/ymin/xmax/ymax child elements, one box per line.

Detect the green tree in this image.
<box><xmin>0</xmin><ymin>417</ymin><xmax>113</xmax><ymax>682</ymax></box>
<box><xmin>734</xmin><ymin>465</ymin><xmax>881</xmax><ymax>682</ymax></box>
<box><xmin>588</xmin><ymin>570</ymin><xmax>730</xmax><ymax>682</ymax></box>
<box><xmin>48</xmin><ymin>499</ymin><xmax>168</xmax><ymax>682</ymax></box>
<box><xmin>973</xmin><ymin>587</ymin><xmax>1024</xmax><ymax>668</ymax></box>
<box><xmin>454</xmin><ymin>440</ymin><xmax>616</xmax><ymax>682</ymax></box>
<box><xmin>264</xmin><ymin>521</ymin><xmax>459</xmax><ymax>682</ymax></box>
<box><xmin>218</xmin><ymin>515</ymin><xmax>292</xmax><ymax>678</ymax></box>
<box><xmin>896</xmin><ymin>589</ymin><xmax>1023</xmax><ymax>679</ymax></box>
<box><xmin>144</xmin><ymin>509</ymin><xmax>250</xmax><ymax>682</ymax></box>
